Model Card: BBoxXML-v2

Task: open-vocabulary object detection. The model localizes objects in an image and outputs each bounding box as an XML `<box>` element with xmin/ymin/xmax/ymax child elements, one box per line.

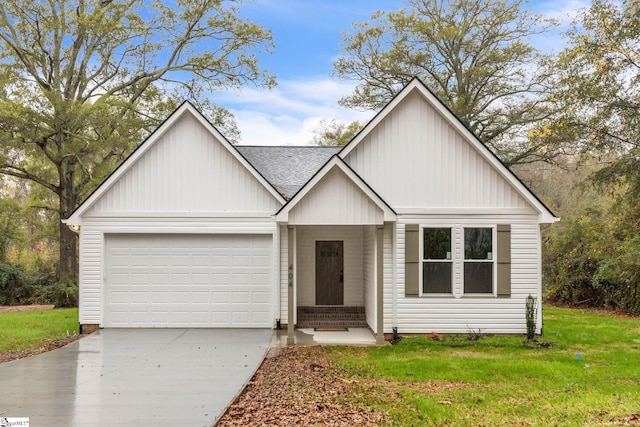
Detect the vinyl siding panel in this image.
<box><xmin>85</xmin><ymin>113</ymin><xmax>280</xmax><ymax>216</ymax></box>
<box><xmin>287</xmin><ymin>167</ymin><xmax>383</xmax><ymax>225</ymax></box>
<box><xmin>79</xmin><ymin>230</ymin><xmax>103</xmax><ymax>325</ymax></box>
<box><xmin>363</xmin><ymin>225</ymin><xmax>376</xmax><ymax>329</ymax></box>
<box><xmin>390</xmin><ymin>219</ymin><xmax>542</xmax><ymax>334</ymax></box>
<box><xmin>296</xmin><ymin>226</ymin><xmax>364</xmax><ymax>306</ymax></box>
<box><xmin>384</xmin><ymin>223</ymin><xmax>396</xmax><ymax>331</ymax></box>
<box><xmin>279</xmin><ymin>225</ymin><xmax>289</xmax><ymax>325</ymax></box>
<box><xmin>344</xmin><ymin>91</ymin><xmax>535</xmax><ymax>212</ymax></box>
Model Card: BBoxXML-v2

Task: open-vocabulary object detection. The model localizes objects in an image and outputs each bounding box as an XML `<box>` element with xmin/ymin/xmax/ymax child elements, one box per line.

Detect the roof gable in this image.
<box><xmin>66</xmin><ymin>102</ymin><xmax>285</xmax><ymax>222</ymax></box>
<box><xmin>339</xmin><ymin>78</ymin><xmax>557</xmax><ymax>223</ymax></box>
<box><xmin>276</xmin><ymin>156</ymin><xmax>396</xmax><ymax>225</ymax></box>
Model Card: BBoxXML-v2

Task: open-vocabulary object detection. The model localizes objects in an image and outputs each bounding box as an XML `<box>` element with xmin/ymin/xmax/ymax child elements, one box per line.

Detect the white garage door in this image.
<box><xmin>105</xmin><ymin>234</ymin><xmax>273</xmax><ymax>328</ymax></box>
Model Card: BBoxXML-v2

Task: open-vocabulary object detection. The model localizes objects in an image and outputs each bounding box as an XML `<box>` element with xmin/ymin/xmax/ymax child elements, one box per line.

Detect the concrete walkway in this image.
<box><xmin>272</xmin><ymin>327</ymin><xmax>379</xmax><ymax>347</ymax></box>
<box><xmin>0</xmin><ymin>329</ymin><xmax>272</xmax><ymax>426</ymax></box>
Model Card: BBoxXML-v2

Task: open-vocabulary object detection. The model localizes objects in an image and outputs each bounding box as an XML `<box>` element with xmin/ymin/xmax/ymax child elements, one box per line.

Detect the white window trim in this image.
<box><xmin>419</xmin><ymin>226</ymin><xmax>454</xmax><ymax>297</ymax></box>
<box><xmin>419</xmin><ymin>225</ymin><xmax>498</xmax><ymax>298</ymax></box>
<box><xmin>462</xmin><ymin>226</ymin><xmax>497</xmax><ymax>297</ymax></box>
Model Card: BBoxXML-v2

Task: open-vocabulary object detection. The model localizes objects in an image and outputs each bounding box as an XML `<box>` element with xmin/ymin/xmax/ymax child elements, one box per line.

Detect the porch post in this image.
<box><xmin>287</xmin><ymin>226</ymin><xmax>296</xmax><ymax>345</ymax></box>
<box><xmin>376</xmin><ymin>224</ymin><xmax>385</xmax><ymax>345</ymax></box>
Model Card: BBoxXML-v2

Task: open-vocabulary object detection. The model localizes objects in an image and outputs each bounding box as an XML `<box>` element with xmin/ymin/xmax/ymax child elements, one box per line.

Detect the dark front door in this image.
<box><xmin>315</xmin><ymin>241</ymin><xmax>344</xmax><ymax>305</ymax></box>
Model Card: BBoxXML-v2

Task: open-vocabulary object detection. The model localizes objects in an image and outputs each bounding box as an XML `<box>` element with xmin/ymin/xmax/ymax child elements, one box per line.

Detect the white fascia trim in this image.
<box><xmin>275</xmin><ymin>156</ymin><xmax>396</xmax><ymax>223</ymax></box>
<box><xmin>339</xmin><ymin>79</ymin><xmax>557</xmax><ymax>224</ymax></box>
<box><xmin>67</xmin><ymin>103</ymin><xmax>285</xmax><ymax>224</ymax></box>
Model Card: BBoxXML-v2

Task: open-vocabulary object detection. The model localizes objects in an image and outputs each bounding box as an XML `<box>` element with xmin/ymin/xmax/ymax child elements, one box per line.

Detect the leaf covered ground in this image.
<box><xmin>218</xmin><ymin>346</ymin><xmax>387</xmax><ymax>426</ymax></box>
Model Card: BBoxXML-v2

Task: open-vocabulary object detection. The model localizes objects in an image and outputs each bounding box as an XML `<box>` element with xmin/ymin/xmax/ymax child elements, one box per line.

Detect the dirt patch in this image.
<box><xmin>0</xmin><ymin>304</ymin><xmax>55</xmax><ymax>314</ymax></box>
<box><xmin>0</xmin><ymin>335</ymin><xmax>81</xmax><ymax>364</ymax></box>
<box><xmin>218</xmin><ymin>346</ymin><xmax>386</xmax><ymax>426</ymax></box>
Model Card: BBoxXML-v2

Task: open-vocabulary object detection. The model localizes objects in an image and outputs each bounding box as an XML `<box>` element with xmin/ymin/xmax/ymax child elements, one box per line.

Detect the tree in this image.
<box><xmin>333</xmin><ymin>0</ymin><xmax>559</xmax><ymax>166</ymax></box>
<box><xmin>540</xmin><ymin>0</ymin><xmax>640</xmax><ymax>314</ymax></box>
<box><xmin>0</xmin><ymin>0</ymin><xmax>275</xmax><ymax>279</ymax></box>
<box><xmin>549</xmin><ymin>0</ymin><xmax>640</xmax><ymax>184</ymax></box>
<box><xmin>311</xmin><ymin>119</ymin><xmax>362</xmax><ymax>146</ymax></box>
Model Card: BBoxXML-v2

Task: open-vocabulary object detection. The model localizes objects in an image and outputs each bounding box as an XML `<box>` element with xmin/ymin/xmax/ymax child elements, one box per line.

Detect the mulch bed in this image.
<box><xmin>218</xmin><ymin>346</ymin><xmax>387</xmax><ymax>426</ymax></box>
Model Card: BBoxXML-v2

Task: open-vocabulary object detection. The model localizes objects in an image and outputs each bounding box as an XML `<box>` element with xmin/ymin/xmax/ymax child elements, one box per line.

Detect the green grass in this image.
<box><xmin>0</xmin><ymin>308</ymin><xmax>79</xmax><ymax>353</ymax></box>
<box><xmin>328</xmin><ymin>307</ymin><xmax>640</xmax><ymax>426</ymax></box>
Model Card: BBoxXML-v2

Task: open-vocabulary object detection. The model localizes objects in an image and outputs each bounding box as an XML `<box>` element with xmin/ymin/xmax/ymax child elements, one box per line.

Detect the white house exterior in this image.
<box><xmin>65</xmin><ymin>78</ymin><xmax>557</xmax><ymax>343</ymax></box>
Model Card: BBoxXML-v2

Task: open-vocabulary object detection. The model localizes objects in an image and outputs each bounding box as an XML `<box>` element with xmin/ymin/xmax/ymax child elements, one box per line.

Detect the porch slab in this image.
<box><xmin>271</xmin><ymin>328</ymin><xmax>382</xmax><ymax>347</ymax></box>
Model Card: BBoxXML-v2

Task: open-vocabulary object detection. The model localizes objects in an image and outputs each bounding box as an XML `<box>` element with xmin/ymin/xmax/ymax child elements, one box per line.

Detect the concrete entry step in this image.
<box><xmin>296</xmin><ymin>306</ymin><xmax>368</xmax><ymax>328</ymax></box>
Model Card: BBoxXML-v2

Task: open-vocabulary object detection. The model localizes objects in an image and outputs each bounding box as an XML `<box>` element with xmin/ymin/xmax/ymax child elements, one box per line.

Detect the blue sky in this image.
<box><xmin>214</xmin><ymin>0</ymin><xmax>590</xmax><ymax>146</ymax></box>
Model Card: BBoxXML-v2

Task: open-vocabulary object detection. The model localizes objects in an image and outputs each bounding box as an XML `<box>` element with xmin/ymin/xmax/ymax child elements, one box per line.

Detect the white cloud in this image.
<box><xmin>535</xmin><ymin>0</ymin><xmax>590</xmax><ymax>24</ymax></box>
<box><xmin>526</xmin><ymin>0</ymin><xmax>590</xmax><ymax>54</ymax></box>
<box><xmin>216</xmin><ymin>77</ymin><xmax>373</xmax><ymax>146</ymax></box>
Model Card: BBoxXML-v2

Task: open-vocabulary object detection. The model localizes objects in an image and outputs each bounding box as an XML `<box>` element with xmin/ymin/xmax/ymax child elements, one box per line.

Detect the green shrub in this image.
<box><xmin>0</xmin><ymin>261</ymin><xmax>78</xmax><ymax>307</ymax></box>
<box><xmin>33</xmin><ymin>279</ymin><xmax>79</xmax><ymax>308</ymax></box>
<box><xmin>0</xmin><ymin>262</ymin><xmax>33</xmax><ymax>305</ymax></box>
<box><xmin>525</xmin><ymin>295</ymin><xmax>537</xmax><ymax>340</ymax></box>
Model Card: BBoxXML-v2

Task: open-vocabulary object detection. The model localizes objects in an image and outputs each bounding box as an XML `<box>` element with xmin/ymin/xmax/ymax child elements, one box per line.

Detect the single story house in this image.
<box><xmin>65</xmin><ymin>78</ymin><xmax>558</xmax><ymax>343</ymax></box>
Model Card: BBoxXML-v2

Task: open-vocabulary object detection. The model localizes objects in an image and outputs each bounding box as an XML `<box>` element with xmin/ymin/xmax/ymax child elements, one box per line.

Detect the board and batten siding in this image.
<box><xmin>77</xmin><ymin>218</ymin><xmax>277</xmax><ymax>326</ymax></box>
<box><xmin>343</xmin><ymin>90</ymin><xmax>535</xmax><ymax>213</ymax></box>
<box><xmin>295</xmin><ymin>226</ymin><xmax>364</xmax><ymax>307</ymax></box>
<box><xmin>287</xmin><ymin>167</ymin><xmax>383</xmax><ymax>225</ymax></box>
<box><xmin>388</xmin><ymin>220</ymin><xmax>542</xmax><ymax>334</ymax></box>
<box><xmin>84</xmin><ymin>112</ymin><xmax>280</xmax><ymax>216</ymax></box>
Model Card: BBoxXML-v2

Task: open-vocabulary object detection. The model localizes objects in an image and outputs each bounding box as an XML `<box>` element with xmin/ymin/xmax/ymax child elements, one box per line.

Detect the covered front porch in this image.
<box><xmin>274</xmin><ymin>156</ymin><xmax>396</xmax><ymax>345</ymax></box>
<box><xmin>285</xmin><ymin>224</ymin><xmax>388</xmax><ymax>345</ymax></box>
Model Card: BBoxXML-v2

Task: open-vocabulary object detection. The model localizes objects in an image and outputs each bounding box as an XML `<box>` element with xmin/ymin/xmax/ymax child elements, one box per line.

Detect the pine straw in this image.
<box><xmin>218</xmin><ymin>346</ymin><xmax>387</xmax><ymax>426</ymax></box>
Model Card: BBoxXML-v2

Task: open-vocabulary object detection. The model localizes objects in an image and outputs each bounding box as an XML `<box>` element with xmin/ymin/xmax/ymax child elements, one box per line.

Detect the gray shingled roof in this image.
<box><xmin>235</xmin><ymin>146</ymin><xmax>341</xmax><ymax>199</ymax></box>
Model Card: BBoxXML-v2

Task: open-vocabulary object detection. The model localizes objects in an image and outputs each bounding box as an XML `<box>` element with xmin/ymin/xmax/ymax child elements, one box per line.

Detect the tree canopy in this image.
<box><xmin>541</xmin><ymin>0</ymin><xmax>640</xmax><ymax>314</ymax></box>
<box><xmin>0</xmin><ymin>0</ymin><xmax>275</xmax><ymax>278</ymax></box>
<box><xmin>311</xmin><ymin>119</ymin><xmax>362</xmax><ymax>146</ymax></box>
<box><xmin>333</xmin><ymin>0</ymin><xmax>559</xmax><ymax>166</ymax></box>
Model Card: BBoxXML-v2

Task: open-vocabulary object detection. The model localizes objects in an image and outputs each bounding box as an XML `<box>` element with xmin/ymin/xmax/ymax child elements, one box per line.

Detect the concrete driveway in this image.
<box><xmin>0</xmin><ymin>329</ymin><xmax>273</xmax><ymax>426</ymax></box>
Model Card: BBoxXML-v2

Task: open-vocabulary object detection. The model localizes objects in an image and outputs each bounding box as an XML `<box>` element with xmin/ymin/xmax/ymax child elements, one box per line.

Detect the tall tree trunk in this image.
<box><xmin>58</xmin><ymin>162</ymin><xmax>78</xmax><ymax>281</ymax></box>
<box><xmin>58</xmin><ymin>215</ymin><xmax>78</xmax><ymax>280</ymax></box>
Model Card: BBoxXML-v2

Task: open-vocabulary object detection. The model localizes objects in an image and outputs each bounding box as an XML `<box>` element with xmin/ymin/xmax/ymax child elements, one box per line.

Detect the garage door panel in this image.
<box><xmin>105</xmin><ymin>234</ymin><xmax>273</xmax><ymax>328</ymax></box>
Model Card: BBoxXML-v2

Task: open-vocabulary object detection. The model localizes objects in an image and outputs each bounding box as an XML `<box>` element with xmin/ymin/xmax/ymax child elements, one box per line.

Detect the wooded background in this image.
<box><xmin>1</xmin><ymin>0</ymin><xmax>638</xmax><ymax>314</ymax></box>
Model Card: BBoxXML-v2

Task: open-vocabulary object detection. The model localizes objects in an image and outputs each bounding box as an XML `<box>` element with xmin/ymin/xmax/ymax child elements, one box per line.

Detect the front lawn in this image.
<box><xmin>0</xmin><ymin>308</ymin><xmax>79</xmax><ymax>353</ymax></box>
<box><xmin>328</xmin><ymin>307</ymin><xmax>640</xmax><ymax>425</ymax></box>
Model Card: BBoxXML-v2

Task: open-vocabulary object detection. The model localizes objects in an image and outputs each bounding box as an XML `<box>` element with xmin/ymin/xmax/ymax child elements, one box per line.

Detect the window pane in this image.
<box><xmin>464</xmin><ymin>228</ymin><xmax>492</xmax><ymax>260</ymax></box>
<box><xmin>423</xmin><ymin>228</ymin><xmax>451</xmax><ymax>260</ymax></box>
<box><xmin>464</xmin><ymin>263</ymin><xmax>493</xmax><ymax>293</ymax></box>
<box><xmin>423</xmin><ymin>262</ymin><xmax>452</xmax><ymax>293</ymax></box>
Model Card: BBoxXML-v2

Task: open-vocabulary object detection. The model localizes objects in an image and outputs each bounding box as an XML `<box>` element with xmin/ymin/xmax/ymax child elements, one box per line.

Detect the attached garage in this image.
<box><xmin>104</xmin><ymin>234</ymin><xmax>273</xmax><ymax>328</ymax></box>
